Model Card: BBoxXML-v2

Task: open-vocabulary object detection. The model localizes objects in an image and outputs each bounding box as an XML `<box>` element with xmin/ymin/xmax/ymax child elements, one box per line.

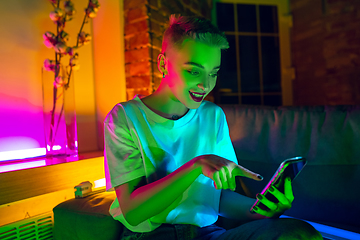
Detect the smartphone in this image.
<box><xmin>250</xmin><ymin>157</ymin><xmax>307</xmax><ymax>213</ymax></box>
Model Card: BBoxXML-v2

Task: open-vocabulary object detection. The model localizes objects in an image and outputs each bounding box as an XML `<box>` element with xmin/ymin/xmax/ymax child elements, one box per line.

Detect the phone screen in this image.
<box><xmin>250</xmin><ymin>157</ymin><xmax>307</xmax><ymax>212</ymax></box>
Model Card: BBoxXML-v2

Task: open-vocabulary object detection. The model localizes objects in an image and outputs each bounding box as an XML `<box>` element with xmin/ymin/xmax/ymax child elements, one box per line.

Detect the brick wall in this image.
<box><xmin>124</xmin><ymin>0</ymin><xmax>212</xmax><ymax>100</ymax></box>
<box><xmin>291</xmin><ymin>0</ymin><xmax>360</xmax><ymax>105</ymax></box>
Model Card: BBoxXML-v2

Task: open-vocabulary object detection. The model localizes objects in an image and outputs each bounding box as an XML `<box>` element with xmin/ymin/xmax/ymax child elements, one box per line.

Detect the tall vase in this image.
<box><xmin>42</xmin><ymin>65</ymin><xmax>78</xmax><ymax>158</ymax></box>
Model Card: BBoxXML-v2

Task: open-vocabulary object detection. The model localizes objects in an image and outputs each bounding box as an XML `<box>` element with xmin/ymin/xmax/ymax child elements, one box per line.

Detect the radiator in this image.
<box><xmin>0</xmin><ymin>212</ymin><xmax>53</xmax><ymax>240</ymax></box>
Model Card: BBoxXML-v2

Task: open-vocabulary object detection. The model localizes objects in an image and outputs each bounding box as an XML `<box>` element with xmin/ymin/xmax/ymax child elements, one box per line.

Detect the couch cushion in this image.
<box><xmin>53</xmin><ymin>191</ymin><xmax>123</xmax><ymax>240</ymax></box>
<box><xmin>219</xmin><ymin>104</ymin><xmax>360</xmax><ymax>233</ymax></box>
<box><xmin>220</xmin><ymin>105</ymin><xmax>360</xmax><ymax>166</ymax></box>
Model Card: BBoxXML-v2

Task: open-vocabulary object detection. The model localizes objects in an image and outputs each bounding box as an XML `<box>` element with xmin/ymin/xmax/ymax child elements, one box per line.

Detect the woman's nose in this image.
<box><xmin>198</xmin><ymin>79</ymin><xmax>210</xmax><ymax>92</ymax></box>
<box><xmin>197</xmin><ymin>84</ymin><xmax>205</xmax><ymax>91</ymax></box>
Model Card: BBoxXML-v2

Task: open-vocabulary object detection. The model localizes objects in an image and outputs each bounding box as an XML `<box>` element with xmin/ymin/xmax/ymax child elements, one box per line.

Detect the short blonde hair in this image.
<box><xmin>161</xmin><ymin>15</ymin><xmax>229</xmax><ymax>53</ymax></box>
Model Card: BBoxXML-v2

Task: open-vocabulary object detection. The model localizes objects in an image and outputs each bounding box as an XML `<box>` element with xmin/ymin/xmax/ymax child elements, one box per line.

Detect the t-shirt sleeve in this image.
<box><xmin>216</xmin><ymin>107</ymin><xmax>239</xmax><ymax>164</ymax></box>
<box><xmin>104</xmin><ymin>104</ymin><xmax>145</xmax><ymax>191</ymax></box>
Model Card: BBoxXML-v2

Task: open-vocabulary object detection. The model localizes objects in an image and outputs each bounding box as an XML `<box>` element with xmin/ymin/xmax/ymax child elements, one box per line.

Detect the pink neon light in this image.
<box><xmin>0</xmin><ymin>148</ymin><xmax>46</xmax><ymax>162</ymax></box>
<box><xmin>0</xmin><ymin>160</ymin><xmax>46</xmax><ymax>173</ymax></box>
<box><xmin>47</xmin><ymin>145</ymin><xmax>62</xmax><ymax>151</ymax></box>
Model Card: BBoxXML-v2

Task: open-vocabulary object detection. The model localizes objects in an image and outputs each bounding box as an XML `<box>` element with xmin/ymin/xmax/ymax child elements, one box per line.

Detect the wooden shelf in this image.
<box><xmin>0</xmin><ymin>152</ymin><xmax>105</xmax><ymax>205</ymax></box>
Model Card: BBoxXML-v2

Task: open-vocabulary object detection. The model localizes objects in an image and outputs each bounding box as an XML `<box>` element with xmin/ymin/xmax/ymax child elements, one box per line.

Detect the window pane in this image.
<box><xmin>216</xmin><ymin>3</ymin><xmax>235</xmax><ymax>32</ymax></box>
<box><xmin>264</xmin><ymin>95</ymin><xmax>282</xmax><ymax>106</ymax></box>
<box><xmin>239</xmin><ymin>36</ymin><xmax>260</xmax><ymax>93</ymax></box>
<box><xmin>261</xmin><ymin>36</ymin><xmax>281</xmax><ymax>92</ymax></box>
<box><xmin>242</xmin><ymin>96</ymin><xmax>261</xmax><ymax>105</ymax></box>
<box><xmin>220</xmin><ymin>95</ymin><xmax>239</xmax><ymax>104</ymax></box>
<box><xmin>237</xmin><ymin>4</ymin><xmax>257</xmax><ymax>32</ymax></box>
<box><xmin>259</xmin><ymin>5</ymin><xmax>278</xmax><ymax>33</ymax></box>
<box><xmin>219</xmin><ymin>35</ymin><xmax>238</xmax><ymax>92</ymax></box>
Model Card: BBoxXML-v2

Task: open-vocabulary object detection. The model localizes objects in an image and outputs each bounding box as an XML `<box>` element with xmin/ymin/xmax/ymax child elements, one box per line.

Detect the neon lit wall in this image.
<box><xmin>0</xmin><ymin>0</ymin><xmax>126</xmax><ymax>158</ymax></box>
<box><xmin>0</xmin><ymin>1</ymin><xmax>49</xmax><ymax>153</ymax></box>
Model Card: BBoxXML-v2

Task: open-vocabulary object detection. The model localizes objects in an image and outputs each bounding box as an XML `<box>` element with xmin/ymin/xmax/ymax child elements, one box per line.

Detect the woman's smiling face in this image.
<box><xmin>164</xmin><ymin>39</ymin><xmax>222</xmax><ymax>109</ymax></box>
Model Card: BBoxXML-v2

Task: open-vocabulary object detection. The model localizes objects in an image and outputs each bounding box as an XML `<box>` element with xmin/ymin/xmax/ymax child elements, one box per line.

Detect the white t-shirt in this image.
<box><xmin>104</xmin><ymin>95</ymin><xmax>238</xmax><ymax>232</ymax></box>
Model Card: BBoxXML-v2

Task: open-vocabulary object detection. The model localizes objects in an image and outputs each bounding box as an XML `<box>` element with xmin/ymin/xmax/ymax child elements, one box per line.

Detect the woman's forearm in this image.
<box><xmin>120</xmin><ymin>158</ymin><xmax>201</xmax><ymax>226</ymax></box>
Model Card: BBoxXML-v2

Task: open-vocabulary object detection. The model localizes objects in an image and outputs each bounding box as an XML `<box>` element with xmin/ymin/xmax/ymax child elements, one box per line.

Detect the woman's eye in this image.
<box><xmin>210</xmin><ymin>73</ymin><xmax>219</xmax><ymax>78</ymax></box>
<box><xmin>187</xmin><ymin>70</ymin><xmax>199</xmax><ymax>76</ymax></box>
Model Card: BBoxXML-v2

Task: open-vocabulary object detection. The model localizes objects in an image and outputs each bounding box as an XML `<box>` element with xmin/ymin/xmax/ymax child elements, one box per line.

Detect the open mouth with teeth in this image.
<box><xmin>189</xmin><ymin>91</ymin><xmax>205</xmax><ymax>102</ymax></box>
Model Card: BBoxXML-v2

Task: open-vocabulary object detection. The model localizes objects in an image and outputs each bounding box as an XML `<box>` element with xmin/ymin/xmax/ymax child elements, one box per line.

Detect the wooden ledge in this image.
<box><xmin>0</xmin><ymin>152</ymin><xmax>105</xmax><ymax>205</ymax></box>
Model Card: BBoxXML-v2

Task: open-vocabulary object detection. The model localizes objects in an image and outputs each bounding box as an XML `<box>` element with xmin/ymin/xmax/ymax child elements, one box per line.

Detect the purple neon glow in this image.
<box><xmin>0</xmin><ymin>160</ymin><xmax>46</xmax><ymax>173</ymax></box>
<box><xmin>0</xmin><ymin>102</ymin><xmax>45</xmax><ymax>154</ymax></box>
<box><xmin>0</xmin><ymin>140</ymin><xmax>78</xmax><ymax>163</ymax></box>
<box><xmin>0</xmin><ymin>142</ymin><xmax>70</xmax><ymax>162</ymax></box>
<box><xmin>0</xmin><ymin>148</ymin><xmax>46</xmax><ymax>162</ymax></box>
<box><xmin>47</xmin><ymin>145</ymin><xmax>62</xmax><ymax>151</ymax></box>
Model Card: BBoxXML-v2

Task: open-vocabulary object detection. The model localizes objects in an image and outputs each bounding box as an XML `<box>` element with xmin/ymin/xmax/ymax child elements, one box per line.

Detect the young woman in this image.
<box><xmin>104</xmin><ymin>15</ymin><xmax>322</xmax><ymax>240</ymax></box>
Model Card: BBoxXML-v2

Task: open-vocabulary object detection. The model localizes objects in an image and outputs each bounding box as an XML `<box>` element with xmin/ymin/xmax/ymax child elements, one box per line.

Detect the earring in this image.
<box><xmin>163</xmin><ymin>73</ymin><xmax>165</xmax><ymax>78</ymax></box>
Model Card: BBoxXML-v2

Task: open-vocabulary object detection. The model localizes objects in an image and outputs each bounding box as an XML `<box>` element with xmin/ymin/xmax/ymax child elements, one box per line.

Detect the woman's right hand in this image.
<box><xmin>193</xmin><ymin>154</ymin><xmax>263</xmax><ymax>191</ymax></box>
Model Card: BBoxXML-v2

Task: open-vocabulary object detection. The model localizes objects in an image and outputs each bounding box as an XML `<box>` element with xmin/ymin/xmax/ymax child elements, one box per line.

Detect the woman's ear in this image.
<box><xmin>157</xmin><ymin>53</ymin><xmax>168</xmax><ymax>76</ymax></box>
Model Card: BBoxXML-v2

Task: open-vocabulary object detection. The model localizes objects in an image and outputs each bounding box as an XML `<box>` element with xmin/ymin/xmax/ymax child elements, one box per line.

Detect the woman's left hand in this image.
<box><xmin>252</xmin><ymin>177</ymin><xmax>294</xmax><ymax>218</ymax></box>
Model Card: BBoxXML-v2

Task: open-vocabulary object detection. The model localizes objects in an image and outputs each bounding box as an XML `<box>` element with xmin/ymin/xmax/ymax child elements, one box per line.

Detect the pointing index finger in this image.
<box><xmin>227</xmin><ymin>162</ymin><xmax>263</xmax><ymax>181</ymax></box>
